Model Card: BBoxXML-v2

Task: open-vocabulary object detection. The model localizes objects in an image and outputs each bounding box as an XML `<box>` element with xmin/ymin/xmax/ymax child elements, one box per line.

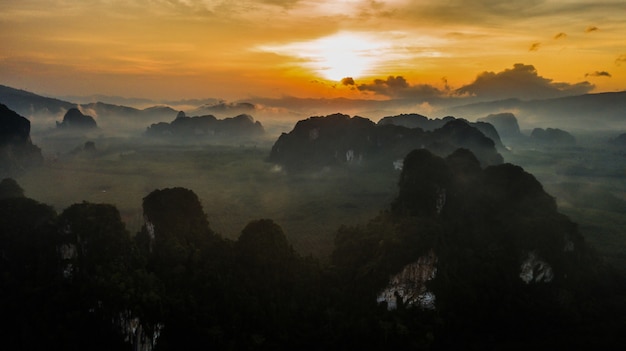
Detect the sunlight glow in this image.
<box><xmin>260</xmin><ymin>32</ymin><xmax>390</xmax><ymax>81</ymax></box>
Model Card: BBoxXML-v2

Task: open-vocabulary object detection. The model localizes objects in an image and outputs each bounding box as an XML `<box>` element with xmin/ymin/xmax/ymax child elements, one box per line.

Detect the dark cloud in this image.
<box><xmin>258</xmin><ymin>0</ymin><xmax>302</xmax><ymax>9</ymax></box>
<box><xmin>529</xmin><ymin>42</ymin><xmax>541</xmax><ymax>51</ymax></box>
<box><xmin>585</xmin><ymin>71</ymin><xmax>612</xmax><ymax>78</ymax></box>
<box><xmin>357</xmin><ymin>76</ymin><xmax>444</xmax><ymax>100</ymax></box>
<box><xmin>585</xmin><ymin>26</ymin><xmax>599</xmax><ymax>33</ymax></box>
<box><xmin>400</xmin><ymin>0</ymin><xmax>546</xmax><ymax>25</ymax></box>
<box><xmin>553</xmin><ymin>32</ymin><xmax>567</xmax><ymax>40</ymax></box>
<box><xmin>616</xmin><ymin>54</ymin><xmax>626</xmax><ymax>66</ymax></box>
<box><xmin>456</xmin><ymin>63</ymin><xmax>595</xmax><ymax>100</ymax></box>
<box><xmin>442</xmin><ymin>77</ymin><xmax>451</xmax><ymax>91</ymax></box>
<box><xmin>341</xmin><ymin>77</ymin><xmax>355</xmax><ymax>86</ymax></box>
<box><xmin>395</xmin><ymin>1</ymin><xmax>624</xmax><ymax>32</ymax></box>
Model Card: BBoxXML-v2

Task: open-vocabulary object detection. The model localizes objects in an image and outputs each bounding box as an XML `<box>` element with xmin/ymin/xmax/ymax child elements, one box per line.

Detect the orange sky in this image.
<box><xmin>1</xmin><ymin>0</ymin><xmax>625</xmax><ymax>102</ymax></box>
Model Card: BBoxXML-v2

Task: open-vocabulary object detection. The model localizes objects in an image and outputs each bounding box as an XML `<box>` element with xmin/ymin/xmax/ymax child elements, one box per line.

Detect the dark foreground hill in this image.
<box><xmin>269</xmin><ymin>113</ymin><xmax>503</xmax><ymax>170</ymax></box>
<box><xmin>331</xmin><ymin>148</ymin><xmax>625</xmax><ymax>348</ymax></box>
<box><xmin>0</xmin><ymin>104</ymin><xmax>43</xmax><ymax>176</ymax></box>
<box><xmin>2</xmin><ymin>144</ymin><xmax>625</xmax><ymax>350</ymax></box>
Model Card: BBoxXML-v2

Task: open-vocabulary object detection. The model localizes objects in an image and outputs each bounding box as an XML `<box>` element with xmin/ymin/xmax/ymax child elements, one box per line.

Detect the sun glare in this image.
<box><xmin>261</xmin><ymin>32</ymin><xmax>388</xmax><ymax>81</ymax></box>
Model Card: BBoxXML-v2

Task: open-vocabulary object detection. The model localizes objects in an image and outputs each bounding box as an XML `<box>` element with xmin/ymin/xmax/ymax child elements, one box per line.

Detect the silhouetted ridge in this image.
<box><xmin>2</xmin><ymin>166</ymin><xmax>625</xmax><ymax>350</ymax></box>
<box><xmin>331</xmin><ymin>147</ymin><xmax>621</xmax><ymax>348</ymax></box>
<box><xmin>609</xmin><ymin>133</ymin><xmax>626</xmax><ymax>146</ymax></box>
<box><xmin>0</xmin><ymin>104</ymin><xmax>43</xmax><ymax>175</ymax></box>
<box><xmin>392</xmin><ymin>149</ymin><xmax>451</xmax><ymax>217</ymax></box>
<box><xmin>145</xmin><ymin>112</ymin><xmax>264</xmax><ymax>139</ymax></box>
<box><xmin>478</xmin><ymin>112</ymin><xmax>523</xmax><ymax>140</ymax></box>
<box><xmin>447</xmin><ymin>91</ymin><xmax>626</xmax><ymax>130</ymax></box>
<box><xmin>189</xmin><ymin>101</ymin><xmax>256</xmax><ymax>116</ymax></box>
<box><xmin>378</xmin><ymin>113</ymin><xmax>451</xmax><ymax>130</ymax></box>
<box><xmin>378</xmin><ymin>113</ymin><xmax>507</xmax><ymax>152</ymax></box>
<box><xmin>530</xmin><ymin>127</ymin><xmax>576</xmax><ymax>145</ymax></box>
<box><xmin>56</xmin><ymin>108</ymin><xmax>98</xmax><ymax>130</ymax></box>
<box><xmin>269</xmin><ymin>113</ymin><xmax>503</xmax><ymax>170</ymax></box>
<box><xmin>0</xmin><ymin>178</ymin><xmax>25</xmax><ymax>199</ymax></box>
<box><xmin>0</xmin><ymin>84</ymin><xmax>75</xmax><ymax>116</ymax></box>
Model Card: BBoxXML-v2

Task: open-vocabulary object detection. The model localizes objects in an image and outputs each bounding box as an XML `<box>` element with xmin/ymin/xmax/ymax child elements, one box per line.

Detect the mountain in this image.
<box><xmin>378</xmin><ymin>113</ymin><xmax>452</xmax><ymax>130</ymax></box>
<box><xmin>56</xmin><ymin>108</ymin><xmax>98</xmax><ymax>130</ymax></box>
<box><xmin>188</xmin><ymin>101</ymin><xmax>257</xmax><ymax>117</ymax></box>
<box><xmin>609</xmin><ymin>133</ymin><xmax>626</xmax><ymax>147</ymax></box>
<box><xmin>0</xmin><ymin>103</ymin><xmax>43</xmax><ymax>176</ymax></box>
<box><xmin>530</xmin><ymin>127</ymin><xmax>576</xmax><ymax>146</ymax></box>
<box><xmin>445</xmin><ymin>91</ymin><xmax>626</xmax><ymax>130</ymax></box>
<box><xmin>378</xmin><ymin>113</ymin><xmax>506</xmax><ymax>152</ymax></box>
<box><xmin>77</xmin><ymin>102</ymin><xmax>177</xmax><ymax>130</ymax></box>
<box><xmin>269</xmin><ymin>113</ymin><xmax>503</xmax><ymax>170</ymax></box>
<box><xmin>477</xmin><ymin>113</ymin><xmax>523</xmax><ymax>140</ymax></box>
<box><xmin>145</xmin><ymin>111</ymin><xmax>265</xmax><ymax>140</ymax></box>
<box><xmin>0</xmin><ymin>85</ymin><xmax>74</xmax><ymax>117</ymax></box>
<box><xmin>0</xmin><ymin>85</ymin><xmax>179</xmax><ymax>131</ymax></box>
<box><xmin>332</xmin><ymin>147</ymin><xmax>625</xmax><ymax>348</ymax></box>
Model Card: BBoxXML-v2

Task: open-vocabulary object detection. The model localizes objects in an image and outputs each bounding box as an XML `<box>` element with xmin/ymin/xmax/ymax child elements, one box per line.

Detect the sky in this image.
<box><xmin>1</xmin><ymin>0</ymin><xmax>625</xmax><ymax>104</ymax></box>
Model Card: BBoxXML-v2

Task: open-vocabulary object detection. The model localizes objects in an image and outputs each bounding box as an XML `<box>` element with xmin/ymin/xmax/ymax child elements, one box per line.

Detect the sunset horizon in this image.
<box><xmin>2</xmin><ymin>0</ymin><xmax>625</xmax><ymax>104</ymax></box>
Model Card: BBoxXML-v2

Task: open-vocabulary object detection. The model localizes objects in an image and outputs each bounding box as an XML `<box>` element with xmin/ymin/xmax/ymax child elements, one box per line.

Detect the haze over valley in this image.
<box><xmin>2</xmin><ymin>0</ymin><xmax>626</xmax><ymax>349</ymax></box>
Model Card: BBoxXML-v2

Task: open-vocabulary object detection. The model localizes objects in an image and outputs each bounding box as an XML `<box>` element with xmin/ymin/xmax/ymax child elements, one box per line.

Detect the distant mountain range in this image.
<box><xmin>146</xmin><ymin>111</ymin><xmax>265</xmax><ymax>140</ymax></box>
<box><xmin>269</xmin><ymin>113</ymin><xmax>503</xmax><ymax>170</ymax></box>
<box><xmin>0</xmin><ymin>85</ymin><xmax>75</xmax><ymax>116</ymax></box>
<box><xmin>0</xmin><ymin>85</ymin><xmax>178</xmax><ymax>131</ymax></box>
<box><xmin>1</xmin><ymin>84</ymin><xmax>625</xmax><ymax>132</ymax></box>
<box><xmin>443</xmin><ymin>91</ymin><xmax>626</xmax><ymax>131</ymax></box>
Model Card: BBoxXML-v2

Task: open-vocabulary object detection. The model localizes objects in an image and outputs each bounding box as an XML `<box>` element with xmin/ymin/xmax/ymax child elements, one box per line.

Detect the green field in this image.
<box><xmin>16</xmin><ymin>133</ymin><xmax>626</xmax><ymax>269</ymax></box>
<box><xmin>506</xmin><ymin>139</ymin><xmax>626</xmax><ymax>273</ymax></box>
<box><xmin>17</xmin><ymin>136</ymin><xmax>398</xmax><ymax>258</ymax></box>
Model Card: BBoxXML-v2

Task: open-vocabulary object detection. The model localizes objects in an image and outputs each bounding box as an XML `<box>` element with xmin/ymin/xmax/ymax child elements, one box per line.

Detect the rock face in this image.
<box><xmin>188</xmin><ymin>101</ymin><xmax>256</xmax><ymax>117</ymax></box>
<box><xmin>0</xmin><ymin>84</ymin><xmax>75</xmax><ymax>117</ymax></box>
<box><xmin>379</xmin><ymin>113</ymin><xmax>507</xmax><ymax>152</ymax></box>
<box><xmin>269</xmin><ymin>113</ymin><xmax>503</xmax><ymax>170</ymax></box>
<box><xmin>530</xmin><ymin>127</ymin><xmax>576</xmax><ymax>145</ymax></box>
<box><xmin>378</xmin><ymin>113</ymin><xmax>453</xmax><ymax>130</ymax></box>
<box><xmin>609</xmin><ymin>133</ymin><xmax>626</xmax><ymax>147</ymax></box>
<box><xmin>145</xmin><ymin>113</ymin><xmax>264</xmax><ymax>139</ymax></box>
<box><xmin>0</xmin><ymin>104</ymin><xmax>43</xmax><ymax>175</ymax></box>
<box><xmin>478</xmin><ymin>113</ymin><xmax>523</xmax><ymax>140</ymax></box>
<box><xmin>393</xmin><ymin>148</ymin><xmax>590</xmax><ymax>305</ymax></box>
<box><xmin>377</xmin><ymin>249</ymin><xmax>438</xmax><ymax>310</ymax></box>
<box><xmin>56</xmin><ymin>108</ymin><xmax>98</xmax><ymax>130</ymax></box>
<box><xmin>332</xmin><ymin>147</ymin><xmax>601</xmax><ymax>343</ymax></box>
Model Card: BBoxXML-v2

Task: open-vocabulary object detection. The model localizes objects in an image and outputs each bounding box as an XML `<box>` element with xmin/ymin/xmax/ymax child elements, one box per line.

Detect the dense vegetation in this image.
<box><xmin>269</xmin><ymin>113</ymin><xmax>503</xmax><ymax>170</ymax></box>
<box><xmin>2</xmin><ymin>147</ymin><xmax>625</xmax><ymax>350</ymax></box>
<box><xmin>145</xmin><ymin>112</ymin><xmax>265</xmax><ymax>140</ymax></box>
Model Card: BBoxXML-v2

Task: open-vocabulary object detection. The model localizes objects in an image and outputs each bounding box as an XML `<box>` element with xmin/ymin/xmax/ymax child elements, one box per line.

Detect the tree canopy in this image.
<box><xmin>1</xmin><ymin>158</ymin><xmax>625</xmax><ymax>350</ymax></box>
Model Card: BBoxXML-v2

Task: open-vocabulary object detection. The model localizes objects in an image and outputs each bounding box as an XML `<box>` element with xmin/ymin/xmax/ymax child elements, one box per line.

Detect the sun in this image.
<box><xmin>260</xmin><ymin>32</ymin><xmax>388</xmax><ymax>81</ymax></box>
<box><xmin>308</xmin><ymin>33</ymin><xmax>385</xmax><ymax>81</ymax></box>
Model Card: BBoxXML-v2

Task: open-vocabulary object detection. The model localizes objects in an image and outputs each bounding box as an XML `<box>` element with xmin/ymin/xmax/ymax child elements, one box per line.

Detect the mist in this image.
<box><xmin>2</xmin><ymin>83</ymin><xmax>626</xmax><ymax>350</ymax></box>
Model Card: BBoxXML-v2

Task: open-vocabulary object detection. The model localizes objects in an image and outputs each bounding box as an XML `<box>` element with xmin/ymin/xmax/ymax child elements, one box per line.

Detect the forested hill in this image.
<box><xmin>2</xmin><ymin>146</ymin><xmax>625</xmax><ymax>350</ymax></box>
<box><xmin>145</xmin><ymin>111</ymin><xmax>265</xmax><ymax>139</ymax></box>
<box><xmin>377</xmin><ymin>113</ymin><xmax>506</xmax><ymax>152</ymax></box>
<box><xmin>269</xmin><ymin>113</ymin><xmax>503</xmax><ymax>170</ymax></box>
